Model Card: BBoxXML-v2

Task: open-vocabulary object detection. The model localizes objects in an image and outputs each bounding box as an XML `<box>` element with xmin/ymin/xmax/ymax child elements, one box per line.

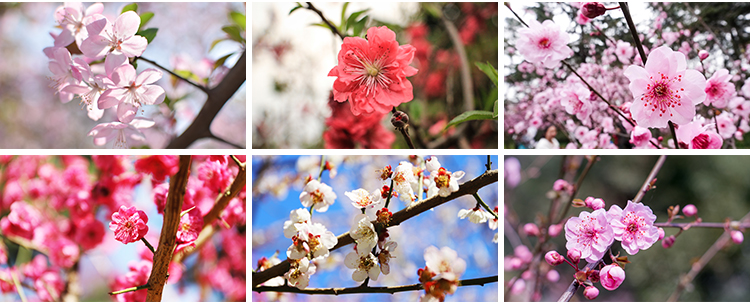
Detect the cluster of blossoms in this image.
<box><xmin>45</xmin><ymin>3</ymin><xmax>164</xmax><ymax>148</ymax></box>
<box><xmin>505</xmin><ymin>3</ymin><xmax>750</xmax><ymax>149</ymax></box>
<box><xmin>416</xmin><ymin>246</ymin><xmax>467</xmax><ymax>301</ymax></box>
<box><xmin>0</xmin><ymin>155</ymin><xmax>246</xmax><ymax>302</ymax></box>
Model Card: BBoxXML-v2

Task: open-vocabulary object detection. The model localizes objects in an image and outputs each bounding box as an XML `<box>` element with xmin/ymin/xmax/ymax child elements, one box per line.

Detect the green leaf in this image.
<box><xmin>209</xmin><ymin>38</ymin><xmax>226</xmax><ymax>52</ymax></box>
<box><xmin>214</xmin><ymin>53</ymin><xmax>234</xmax><ymax>70</ymax></box>
<box><xmin>230</xmin><ymin>11</ymin><xmax>246</xmax><ymax>31</ymax></box>
<box><xmin>121</xmin><ymin>3</ymin><xmax>138</xmax><ymax>14</ymax></box>
<box><xmin>289</xmin><ymin>4</ymin><xmax>303</xmax><ymax>15</ymax></box>
<box><xmin>445</xmin><ymin>110</ymin><xmax>496</xmax><ymax>129</ymax></box>
<box><xmin>475</xmin><ymin>61</ymin><xmax>498</xmax><ymax>87</ymax></box>
<box><xmin>493</xmin><ymin>99</ymin><xmax>498</xmax><ymax>119</ymax></box>
<box><xmin>352</xmin><ymin>16</ymin><xmax>368</xmax><ymax>37</ymax></box>
<box><xmin>309</xmin><ymin>22</ymin><xmax>330</xmax><ymax>30</ymax></box>
<box><xmin>137</xmin><ymin>28</ymin><xmax>158</xmax><ymax>44</ymax></box>
<box><xmin>346</xmin><ymin>8</ymin><xmax>369</xmax><ymax>29</ymax></box>
<box><xmin>222</xmin><ymin>25</ymin><xmax>244</xmax><ymax>43</ymax></box>
<box><xmin>340</xmin><ymin>2</ymin><xmax>350</xmax><ymax>30</ymax></box>
<box><xmin>139</xmin><ymin>12</ymin><xmax>154</xmax><ymax>31</ymax></box>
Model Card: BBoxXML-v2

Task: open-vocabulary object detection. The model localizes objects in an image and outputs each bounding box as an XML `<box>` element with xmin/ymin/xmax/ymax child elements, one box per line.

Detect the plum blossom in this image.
<box><xmin>88</xmin><ymin>117</ymin><xmax>155</xmax><ymax>148</ymax></box>
<box><xmin>599</xmin><ymin>264</ymin><xmax>626</xmax><ymax>290</ymax></box>
<box><xmin>564</xmin><ymin>209</ymin><xmax>614</xmax><ymax>263</ymax></box>
<box><xmin>715</xmin><ymin>112</ymin><xmax>737</xmax><ymax>139</ymax></box>
<box><xmin>176</xmin><ymin>208</ymin><xmax>203</xmax><ymax>244</ymax></box>
<box><xmin>350</xmin><ymin>214</ymin><xmax>378</xmax><ymax>255</ymax></box>
<box><xmin>427</xmin><ymin>166</ymin><xmax>465</xmax><ymax>198</ymax></box>
<box><xmin>457</xmin><ymin>207</ymin><xmax>493</xmax><ymax>224</ymax></box>
<box><xmin>609</xmin><ymin>201</ymin><xmax>659</xmax><ymax>255</ymax></box>
<box><xmin>286</xmin><ymin>222</ymin><xmax>337</xmax><ymax>260</ymax></box>
<box><xmin>378</xmin><ymin>241</ymin><xmax>397</xmax><ymax>275</ymax></box>
<box><xmin>299</xmin><ymin>180</ymin><xmax>337</xmax><ymax>212</ymax></box>
<box><xmin>615</xmin><ymin>40</ymin><xmax>634</xmax><ymax>64</ymax></box>
<box><xmin>328</xmin><ymin>26</ymin><xmax>418</xmax><ymax>116</ymax></box>
<box><xmin>674</xmin><ymin>121</ymin><xmax>723</xmax><ymax>149</ymax></box>
<box><xmin>0</xmin><ymin>202</ymin><xmax>42</xmax><ymax>240</ymax></box>
<box><xmin>630</xmin><ymin>126</ymin><xmax>654</xmax><ymax>148</ymax></box>
<box><xmin>109</xmin><ymin>205</ymin><xmax>149</xmax><ymax>244</ymax></box>
<box><xmin>97</xmin><ymin>64</ymin><xmax>165</xmax><ymax>123</ymax></box>
<box><xmin>392</xmin><ymin>161</ymin><xmax>418</xmax><ymax>203</ymax></box>
<box><xmin>730</xmin><ymin>230</ymin><xmax>744</xmax><ymax>244</ymax></box>
<box><xmin>48</xmin><ymin>47</ymin><xmax>85</xmax><ymax>103</ymax></box>
<box><xmin>704</xmin><ymin>69</ymin><xmax>735</xmax><ymax>108</ymax></box>
<box><xmin>624</xmin><ymin>45</ymin><xmax>707</xmax><ymax>128</ymax></box>
<box><xmin>424</xmin><ymin>246</ymin><xmax>466</xmax><ymax>281</ymax></box>
<box><xmin>80</xmin><ymin>11</ymin><xmax>148</xmax><ymax>59</ymax></box>
<box><xmin>345</xmin><ymin>188</ymin><xmax>381</xmax><ymax>209</ymax></box>
<box><xmin>283</xmin><ymin>208</ymin><xmax>311</xmax><ymax>238</ymax></box>
<box><xmin>584</xmin><ymin>286</ymin><xmax>599</xmax><ymax>300</ymax></box>
<box><xmin>544</xmin><ymin>250</ymin><xmax>564</xmax><ymax>266</ymax></box>
<box><xmin>284</xmin><ymin>257</ymin><xmax>316</xmax><ymax>289</ymax></box>
<box><xmin>344</xmin><ymin>251</ymin><xmax>380</xmax><ymax>282</ymax></box>
<box><xmin>516</xmin><ymin>19</ymin><xmax>573</xmax><ymax>68</ymax></box>
<box><xmin>560</xmin><ymin>83</ymin><xmax>594</xmax><ymax>121</ymax></box>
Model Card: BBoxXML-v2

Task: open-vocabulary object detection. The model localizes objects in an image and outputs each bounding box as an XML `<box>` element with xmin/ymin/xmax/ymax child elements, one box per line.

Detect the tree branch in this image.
<box><xmin>305</xmin><ymin>2</ymin><xmax>345</xmax><ymax>40</ymax></box>
<box><xmin>166</xmin><ymin>51</ymin><xmax>246</xmax><ymax>149</ymax></box>
<box><xmin>252</xmin><ymin>169</ymin><xmax>499</xmax><ymax>287</ymax></box>
<box><xmin>134</xmin><ymin>56</ymin><xmax>209</xmax><ymax>94</ymax></box>
<box><xmin>145</xmin><ymin>156</ymin><xmax>192</xmax><ymax>302</ymax></box>
<box><xmin>253</xmin><ymin>275</ymin><xmax>498</xmax><ymax>295</ymax></box>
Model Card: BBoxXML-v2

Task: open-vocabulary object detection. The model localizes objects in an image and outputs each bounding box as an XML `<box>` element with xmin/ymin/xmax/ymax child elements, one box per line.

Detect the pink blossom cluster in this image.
<box><xmin>44</xmin><ymin>3</ymin><xmax>165</xmax><ymax>148</ymax></box>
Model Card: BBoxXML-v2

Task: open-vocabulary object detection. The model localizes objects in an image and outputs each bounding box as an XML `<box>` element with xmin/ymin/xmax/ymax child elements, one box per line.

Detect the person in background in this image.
<box><xmin>536</xmin><ymin>125</ymin><xmax>560</xmax><ymax>149</ymax></box>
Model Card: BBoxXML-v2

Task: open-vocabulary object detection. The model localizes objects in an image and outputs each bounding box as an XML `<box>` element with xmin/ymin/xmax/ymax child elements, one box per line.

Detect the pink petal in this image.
<box><xmin>80</xmin><ymin>35</ymin><xmax>110</xmax><ymax>58</ymax></box>
<box><xmin>139</xmin><ymin>84</ymin><xmax>165</xmax><ymax>105</ymax></box>
<box><xmin>120</xmin><ymin>35</ymin><xmax>148</xmax><ymax>57</ymax></box>
<box><xmin>85</xmin><ymin>3</ymin><xmax>104</xmax><ymax>16</ymax></box>
<box><xmin>98</xmin><ymin>88</ymin><xmax>125</xmax><ymax>109</ymax></box>
<box><xmin>105</xmin><ymin>53</ymin><xmax>127</xmax><ymax>77</ymax></box>
<box><xmin>117</xmin><ymin>102</ymin><xmax>139</xmax><ymax>123</ymax></box>
<box><xmin>135</xmin><ymin>68</ymin><xmax>162</xmax><ymax>86</ymax></box>
<box><xmin>85</xmin><ymin>17</ymin><xmax>108</xmax><ymax>36</ymax></box>
<box><xmin>113</xmin><ymin>64</ymin><xmax>136</xmax><ymax>85</ymax></box>
<box><xmin>114</xmin><ymin>11</ymin><xmax>141</xmax><ymax>39</ymax></box>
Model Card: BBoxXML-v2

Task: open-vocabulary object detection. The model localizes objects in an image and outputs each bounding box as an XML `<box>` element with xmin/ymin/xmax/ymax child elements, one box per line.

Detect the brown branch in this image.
<box><xmin>252</xmin><ymin>169</ymin><xmax>499</xmax><ymax>287</ymax></box>
<box><xmin>134</xmin><ymin>56</ymin><xmax>208</xmax><ymax>94</ymax></box>
<box><xmin>166</xmin><ymin>51</ymin><xmax>246</xmax><ymax>149</ymax></box>
<box><xmin>253</xmin><ymin>275</ymin><xmax>498</xmax><ymax>295</ymax></box>
<box><xmin>145</xmin><ymin>156</ymin><xmax>192</xmax><ymax>302</ymax></box>
<box><xmin>305</xmin><ymin>2</ymin><xmax>345</xmax><ymax>40</ymax></box>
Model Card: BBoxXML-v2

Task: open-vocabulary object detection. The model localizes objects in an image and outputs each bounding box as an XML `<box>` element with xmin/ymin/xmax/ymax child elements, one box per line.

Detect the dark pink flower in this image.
<box><xmin>48</xmin><ymin>238</ymin><xmax>80</xmax><ymax>269</ymax></box>
<box><xmin>731</xmin><ymin>230</ymin><xmax>744</xmax><ymax>244</ymax></box>
<box><xmin>328</xmin><ymin>26</ymin><xmax>418</xmax><ymax>116</ymax></box>
<box><xmin>323</xmin><ymin>93</ymin><xmax>395</xmax><ymax>149</ymax></box>
<box><xmin>109</xmin><ymin>205</ymin><xmax>149</xmax><ymax>244</ymax></box>
<box><xmin>35</xmin><ymin>271</ymin><xmax>65</xmax><ymax>301</ymax></box>
<box><xmin>134</xmin><ymin>155</ymin><xmax>179</xmax><ymax>182</ymax></box>
<box><xmin>0</xmin><ymin>201</ymin><xmax>42</xmax><ymax>240</ymax></box>
<box><xmin>111</xmin><ymin>260</ymin><xmax>152</xmax><ymax>302</ymax></box>
<box><xmin>609</xmin><ymin>201</ymin><xmax>659</xmax><ymax>255</ymax></box>
<box><xmin>704</xmin><ymin>69</ymin><xmax>735</xmax><ymax>108</ymax></box>
<box><xmin>583</xmin><ymin>286</ymin><xmax>599</xmax><ymax>300</ymax></box>
<box><xmin>675</xmin><ymin>121</ymin><xmax>723</xmax><ymax>149</ymax></box>
<box><xmin>581</xmin><ymin>2</ymin><xmax>606</xmax><ymax>19</ymax></box>
<box><xmin>544</xmin><ymin>251</ymin><xmax>564</xmax><ymax>266</ymax></box>
<box><xmin>564</xmin><ymin>209</ymin><xmax>614</xmax><ymax>263</ymax></box>
<box><xmin>177</xmin><ymin>208</ymin><xmax>203</xmax><ymax>244</ymax></box>
<box><xmin>75</xmin><ymin>216</ymin><xmax>105</xmax><ymax>250</ymax></box>
<box><xmin>197</xmin><ymin>159</ymin><xmax>233</xmax><ymax>193</ymax></box>
<box><xmin>92</xmin><ymin>155</ymin><xmax>128</xmax><ymax>176</ymax></box>
<box><xmin>599</xmin><ymin>264</ymin><xmax>626</xmax><ymax>290</ymax></box>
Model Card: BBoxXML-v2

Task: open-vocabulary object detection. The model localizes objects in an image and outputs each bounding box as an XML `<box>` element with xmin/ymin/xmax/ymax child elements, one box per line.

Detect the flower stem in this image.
<box><xmin>317</xmin><ymin>156</ymin><xmax>327</xmax><ymax>181</ymax></box>
<box><xmin>473</xmin><ymin>193</ymin><xmax>498</xmax><ymax>220</ymax></box>
<box><xmin>668</xmin><ymin>121</ymin><xmax>680</xmax><ymax>149</ymax></box>
<box><xmin>384</xmin><ymin>179</ymin><xmax>395</xmax><ymax>209</ymax></box>
<box><xmin>133</xmin><ymin>56</ymin><xmax>208</xmax><ymax>94</ymax></box>
<box><xmin>141</xmin><ymin>237</ymin><xmax>156</xmax><ymax>254</ymax></box>
<box><xmin>109</xmin><ymin>283</ymin><xmax>150</xmax><ymax>295</ymax></box>
<box><xmin>485</xmin><ymin>155</ymin><xmax>492</xmax><ymax>171</ymax></box>
<box><xmin>305</xmin><ymin>2</ymin><xmax>345</xmax><ymax>40</ymax></box>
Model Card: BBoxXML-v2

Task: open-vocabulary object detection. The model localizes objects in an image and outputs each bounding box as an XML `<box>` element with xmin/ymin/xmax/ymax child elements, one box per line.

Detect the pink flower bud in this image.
<box><xmin>588</xmin><ymin>198</ymin><xmax>605</xmax><ymax>210</ymax></box>
<box><xmin>567</xmin><ymin>249</ymin><xmax>581</xmax><ymax>265</ymax></box>
<box><xmin>581</xmin><ymin>2</ymin><xmax>607</xmax><ymax>19</ymax></box>
<box><xmin>521</xmin><ymin>270</ymin><xmax>533</xmax><ymax>280</ymax></box>
<box><xmin>553</xmin><ymin>179</ymin><xmax>569</xmax><ymax>191</ymax></box>
<box><xmin>584</xmin><ymin>286</ymin><xmax>599</xmax><ymax>300</ymax></box>
<box><xmin>731</xmin><ymin>230</ymin><xmax>744</xmax><ymax>244</ymax></box>
<box><xmin>682</xmin><ymin>204</ymin><xmax>697</xmax><ymax>217</ymax></box>
<box><xmin>549</xmin><ymin>224</ymin><xmax>563</xmax><ymax>237</ymax></box>
<box><xmin>600</xmin><ymin>264</ymin><xmax>626</xmax><ymax>290</ymax></box>
<box><xmin>515</xmin><ymin>245</ymin><xmax>533</xmax><ymax>264</ymax></box>
<box><xmin>546</xmin><ymin>270</ymin><xmax>560</xmax><ymax>282</ymax></box>
<box><xmin>662</xmin><ymin>235</ymin><xmax>676</xmax><ymax>248</ymax></box>
<box><xmin>657</xmin><ymin>227</ymin><xmax>665</xmax><ymax>240</ymax></box>
<box><xmin>524</xmin><ymin>223</ymin><xmax>541</xmax><ymax>237</ymax></box>
<box><xmin>545</xmin><ymin>250</ymin><xmax>565</xmax><ymax>266</ymax></box>
<box><xmin>698</xmin><ymin>50</ymin><xmax>709</xmax><ymax>60</ymax></box>
<box><xmin>584</xmin><ymin>196</ymin><xmax>595</xmax><ymax>206</ymax></box>
<box><xmin>510</xmin><ymin>279</ymin><xmax>526</xmax><ymax>295</ymax></box>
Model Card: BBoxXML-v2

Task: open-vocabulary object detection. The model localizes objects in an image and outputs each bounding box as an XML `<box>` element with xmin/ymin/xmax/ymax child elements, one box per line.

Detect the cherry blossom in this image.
<box><xmin>328</xmin><ymin>26</ymin><xmax>418</xmax><ymax>116</ymax></box>
<box><xmin>80</xmin><ymin>11</ymin><xmax>148</xmax><ymax>59</ymax></box>
<box><xmin>299</xmin><ymin>180</ymin><xmax>337</xmax><ymax>212</ymax></box>
<box><xmin>516</xmin><ymin>19</ymin><xmax>573</xmax><ymax>68</ymax></box>
<box><xmin>630</xmin><ymin>126</ymin><xmax>655</xmax><ymax>148</ymax></box>
<box><xmin>564</xmin><ymin>209</ymin><xmax>614</xmax><ymax>263</ymax></box>
<box><xmin>287</xmin><ymin>222</ymin><xmax>337</xmax><ymax>260</ymax></box>
<box><xmin>0</xmin><ymin>201</ymin><xmax>42</xmax><ymax>240</ymax></box>
<box><xmin>608</xmin><ymin>201</ymin><xmax>659</xmax><ymax>255</ymax></box>
<box><xmin>176</xmin><ymin>208</ymin><xmax>204</xmax><ymax>244</ymax></box>
<box><xmin>344</xmin><ymin>251</ymin><xmax>380</xmax><ymax>282</ymax></box>
<box><xmin>674</xmin><ymin>121</ymin><xmax>723</xmax><ymax>149</ymax></box>
<box><xmin>54</xmin><ymin>2</ymin><xmax>105</xmax><ymax>47</ymax></box>
<box><xmin>704</xmin><ymin>69</ymin><xmax>735</xmax><ymax>108</ymax></box>
<box><xmin>48</xmin><ymin>47</ymin><xmax>85</xmax><ymax>103</ymax></box>
<box><xmin>97</xmin><ymin>64</ymin><xmax>165</xmax><ymax>124</ymax></box>
<box><xmin>350</xmin><ymin>214</ymin><xmax>378</xmax><ymax>255</ymax></box>
<box><xmin>88</xmin><ymin>117</ymin><xmax>155</xmax><ymax>148</ymax></box>
<box><xmin>109</xmin><ymin>205</ymin><xmax>149</xmax><ymax>244</ymax></box>
<box><xmin>284</xmin><ymin>258</ymin><xmax>316</xmax><ymax>289</ymax></box>
<box><xmin>583</xmin><ymin>286</ymin><xmax>599</xmax><ymax>300</ymax></box>
<box><xmin>599</xmin><ymin>264</ymin><xmax>626</xmax><ymax>290</ymax></box>
<box><xmin>624</xmin><ymin>45</ymin><xmax>707</xmax><ymax>128</ymax></box>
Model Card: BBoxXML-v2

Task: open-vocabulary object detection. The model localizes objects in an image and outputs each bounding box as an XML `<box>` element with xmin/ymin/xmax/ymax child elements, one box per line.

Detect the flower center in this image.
<box><xmin>310</xmin><ymin>189</ymin><xmax>324</xmax><ymax>205</ymax></box>
<box><xmin>692</xmin><ymin>133</ymin><xmax>710</xmax><ymax>149</ymax></box>
<box><xmin>358</xmin><ymin>255</ymin><xmax>375</xmax><ymax>270</ymax></box>
<box><xmin>641</xmin><ymin>72</ymin><xmax>685</xmax><ymax>117</ymax></box>
<box><xmin>538</xmin><ymin>37</ymin><xmax>551</xmax><ymax>48</ymax></box>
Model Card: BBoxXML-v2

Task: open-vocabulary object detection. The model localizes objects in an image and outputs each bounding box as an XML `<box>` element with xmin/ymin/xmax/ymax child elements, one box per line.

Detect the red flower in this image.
<box><xmin>109</xmin><ymin>205</ymin><xmax>149</xmax><ymax>244</ymax></box>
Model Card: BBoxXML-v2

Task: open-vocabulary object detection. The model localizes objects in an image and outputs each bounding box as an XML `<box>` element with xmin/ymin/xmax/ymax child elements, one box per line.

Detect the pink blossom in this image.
<box><xmin>328</xmin><ymin>26</ymin><xmax>418</xmax><ymax>116</ymax></box>
<box><xmin>197</xmin><ymin>159</ymin><xmax>233</xmax><ymax>193</ymax></box>
<box><xmin>54</xmin><ymin>2</ymin><xmax>105</xmax><ymax>47</ymax></box>
<box><xmin>630</xmin><ymin>126</ymin><xmax>654</xmax><ymax>148</ymax></box>
<box><xmin>514</xmin><ymin>245</ymin><xmax>533</xmax><ymax>264</ymax></box>
<box><xmin>588</xmin><ymin>198</ymin><xmax>606</xmax><ymax>210</ymax></box>
<box><xmin>662</xmin><ymin>235</ymin><xmax>676</xmax><ymax>248</ymax></box>
<box><xmin>553</xmin><ymin>179</ymin><xmax>569</xmax><ymax>192</ymax></box>
<box><xmin>547</xmin><ymin>270</ymin><xmax>560</xmax><ymax>282</ymax></box>
<box><xmin>615</xmin><ymin>40</ymin><xmax>634</xmax><ymax>64</ymax></box>
<box><xmin>35</xmin><ymin>271</ymin><xmax>65</xmax><ymax>301</ymax></box>
<box><xmin>658</xmin><ymin>227</ymin><xmax>665</xmax><ymax>240</ymax></box>
<box><xmin>682</xmin><ymin>204</ymin><xmax>697</xmax><ymax>217</ymax></box>
<box><xmin>48</xmin><ymin>47</ymin><xmax>85</xmax><ymax>103</ymax></box>
<box><xmin>704</xmin><ymin>69</ymin><xmax>735</xmax><ymax>108</ymax></box>
<box><xmin>698</xmin><ymin>50</ymin><xmax>709</xmax><ymax>60</ymax></box>
<box><xmin>624</xmin><ymin>45</ymin><xmax>707</xmax><ymax>128</ymax></box>
<box><xmin>98</xmin><ymin>64</ymin><xmax>165</xmax><ymax>123</ymax></box>
<box><xmin>88</xmin><ymin>118</ymin><xmax>155</xmax><ymax>149</ymax></box>
<box><xmin>177</xmin><ymin>208</ymin><xmax>204</xmax><ymax>244</ymax></box>
<box><xmin>48</xmin><ymin>237</ymin><xmax>80</xmax><ymax>269</ymax></box>
<box><xmin>517</xmin><ymin>19</ymin><xmax>573</xmax><ymax>68</ymax></box>
<box><xmin>109</xmin><ymin>205</ymin><xmax>149</xmax><ymax>244</ymax></box>
<box><xmin>567</xmin><ymin>248</ymin><xmax>581</xmax><ymax>264</ymax></box>
<box><xmin>523</xmin><ymin>223</ymin><xmax>540</xmax><ymax>236</ymax></box>
<box><xmin>549</xmin><ymin>223</ymin><xmax>563</xmax><ymax>237</ymax></box>
<box><xmin>134</xmin><ymin>155</ymin><xmax>179</xmax><ymax>182</ymax></box>
<box><xmin>583</xmin><ymin>286</ymin><xmax>599</xmax><ymax>300</ymax></box>
<box><xmin>675</xmin><ymin>121</ymin><xmax>723</xmax><ymax>149</ymax></box>
<box><xmin>599</xmin><ymin>264</ymin><xmax>626</xmax><ymax>290</ymax></box>
<box><xmin>80</xmin><ymin>11</ymin><xmax>147</xmax><ymax>59</ymax></box>
<box><xmin>731</xmin><ymin>230</ymin><xmax>744</xmax><ymax>244</ymax></box>
<box><xmin>504</xmin><ymin>158</ymin><xmax>521</xmax><ymax>188</ymax></box>
<box><xmin>564</xmin><ymin>209</ymin><xmax>614</xmax><ymax>263</ymax></box>
<box><xmin>609</xmin><ymin>201</ymin><xmax>659</xmax><ymax>255</ymax></box>
<box><xmin>111</xmin><ymin>260</ymin><xmax>152</xmax><ymax>302</ymax></box>
<box><xmin>0</xmin><ymin>201</ymin><xmax>42</xmax><ymax>240</ymax></box>
<box><xmin>715</xmin><ymin>112</ymin><xmax>737</xmax><ymax>139</ymax></box>
<box><xmin>544</xmin><ymin>250</ymin><xmax>564</xmax><ymax>266</ymax></box>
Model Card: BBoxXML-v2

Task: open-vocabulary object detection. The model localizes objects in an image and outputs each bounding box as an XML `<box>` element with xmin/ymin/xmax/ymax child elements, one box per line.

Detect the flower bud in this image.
<box><xmin>657</xmin><ymin>227</ymin><xmax>665</xmax><ymax>240</ymax></box>
<box><xmin>662</xmin><ymin>235</ymin><xmax>676</xmax><ymax>248</ymax></box>
<box><xmin>731</xmin><ymin>230</ymin><xmax>744</xmax><ymax>244</ymax></box>
<box><xmin>567</xmin><ymin>249</ymin><xmax>581</xmax><ymax>265</ymax></box>
<box><xmin>510</xmin><ymin>279</ymin><xmax>526</xmax><ymax>295</ymax></box>
<box><xmin>584</xmin><ymin>286</ymin><xmax>599</xmax><ymax>300</ymax></box>
<box><xmin>599</xmin><ymin>264</ymin><xmax>625</xmax><ymax>290</ymax></box>
<box><xmin>523</xmin><ymin>223</ymin><xmax>540</xmax><ymax>237</ymax></box>
<box><xmin>584</xmin><ymin>196</ymin><xmax>595</xmax><ymax>206</ymax></box>
<box><xmin>682</xmin><ymin>204</ymin><xmax>697</xmax><ymax>217</ymax></box>
<box><xmin>588</xmin><ymin>198</ymin><xmax>605</xmax><ymax>210</ymax></box>
<box><xmin>521</xmin><ymin>270</ymin><xmax>533</xmax><ymax>280</ymax></box>
<box><xmin>549</xmin><ymin>224</ymin><xmax>563</xmax><ymax>237</ymax></box>
<box><xmin>546</xmin><ymin>270</ymin><xmax>560</xmax><ymax>282</ymax></box>
<box><xmin>390</xmin><ymin>111</ymin><xmax>409</xmax><ymax>128</ymax></box>
<box><xmin>553</xmin><ymin>179</ymin><xmax>569</xmax><ymax>191</ymax></box>
<box><xmin>581</xmin><ymin>2</ymin><xmax>606</xmax><ymax>19</ymax></box>
<box><xmin>698</xmin><ymin>50</ymin><xmax>709</xmax><ymax>61</ymax></box>
<box><xmin>545</xmin><ymin>251</ymin><xmax>565</xmax><ymax>266</ymax></box>
<box><xmin>589</xmin><ymin>269</ymin><xmax>600</xmax><ymax>283</ymax></box>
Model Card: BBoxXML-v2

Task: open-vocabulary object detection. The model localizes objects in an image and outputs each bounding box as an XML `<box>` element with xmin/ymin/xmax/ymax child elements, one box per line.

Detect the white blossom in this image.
<box><xmin>344</xmin><ymin>251</ymin><xmax>380</xmax><ymax>282</ymax></box>
<box><xmin>350</xmin><ymin>214</ymin><xmax>378</xmax><ymax>255</ymax></box>
<box><xmin>299</xmin><ymin>180</ymin><xmax>336</xmax><ymax>212</ymax></box>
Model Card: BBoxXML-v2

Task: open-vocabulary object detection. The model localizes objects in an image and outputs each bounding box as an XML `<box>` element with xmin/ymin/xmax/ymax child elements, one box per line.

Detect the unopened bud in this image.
<box><xmin>390</xmin><ymin>111</ymin><xmax>409</xmax><ymax>128</ymax></box>
<box><xmin>682</xmin><ymin>204</ymin><xmax>697</xmax><ymax>217</ymax></box>
<box><xmin>581</xmin><ymin>2</ymin><xmax>606</xmax><ymax>19</ymax></box>
<box><xmin>545</xmin><ymin>251</ymin><xmax>565</xmax><ymax>266</ymax></box>
<box><xmin>589</xmin><ymin>269</ymin><xmax>600</xmax><ymax>283</ymax></box>
<box><xmin>698</xmin><ymin>50</ymin><xmax>709</xmax><ymax>61</ymax></box>
<box><xmin>524</xmin><ymin>223</ymin><xmax>540</xmax><ymax>237</ymax></box>
<box><xmin>662</xmin><ymin>235</ymin><xmax>676</xmax><ymax>248</ymax></box>
<box><xmin>584</xmin><ymin>286</ymin><xmax>599</xmax><ymax>300</ymax></box>
<box><xmin>549</xmin><ymin>224</ymin><xmax>563</xmax><ymax>237</ymax></box>
<box><xmin>731</xmin><ymin>230</ymin><xmax>744</xmax><ymax>244</ymax></box>
<box><xmin>657</xmin><ymin>227</ymin><xmax>665</xmax><ymax>240</ymax></box>
<box><xmin>567</xmin><ymin>249</ymin><xmax>582</xmax><ymax>265</ymax></box>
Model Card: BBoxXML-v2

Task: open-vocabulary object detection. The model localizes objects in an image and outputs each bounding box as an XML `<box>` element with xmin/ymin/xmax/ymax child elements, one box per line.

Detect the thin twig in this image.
<box><xmin>619</xmin><ymin>2</ymin><xmax>647</xmax><ymax>64</ymax></box>
<box><xmin>655</xmin><ymin>222</ymin><xmax>750</xmax><ymax>229</ymax></box>
<box><xmin>633</xmin><ymin>155</ymin><xmax>667</xmax><ymax>202</ymax></box>
<box><xmin>668</xmin><ymin>121</ymin><xmax>680</xmax><ymax>149</ymax></box>
<box><xmin>254</xmin><ymin>275</ymin><xmax>498</xmax><ymax>295</ymax></box>
<box><xmin>134</xmin><ymin>56</ymin><xmax>208</xmax><ymax>94</ymax></box>
<box><xmin>305</xmin><ymin>2</ymin><xmax>345</xmax><ymax>40</ymax></box>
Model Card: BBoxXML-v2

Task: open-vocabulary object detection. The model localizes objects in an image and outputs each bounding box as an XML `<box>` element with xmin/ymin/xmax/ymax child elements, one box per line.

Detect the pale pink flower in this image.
<box><xmin>609</xmin><ymin>201</ymin><xmax>659</xmax><ymax>255</ymax></box>
<box><xmin>287</xmin><ymin>222</ymin><xmax>337</xmax><ymax>260</ymax></box>
<box><xmin>35</xmin><ymin>271</ymin><xmax>65</xmax><ymax>302</ymax></box>
<box><xmin>682</xmin><ymin>204</ymin><xmax>697</xmax><ymax>217</ymax></box>
<box><xmin>299</xmin><ymin>180</ymin><xmax>337</xmax><ymax>212</ymax></box>
<box><xmin>599</xmin><ymin>264</ymin><xmax>626</xmax><ymax>290</ymax></box>
<box><xmin>48</xmin><ymin>47</ymin><xmax>85</xmax><ymax>103</ymax></box>
<box><xmin>109</xmin><ymin>205</ymin><xmax>149</xmax><ymax>244</ymax></box>
<box><xmin>80</xmin><ymin>11</ymin><xmax>147</xmax><ymax>59</ymax></box>
<box><xmin>458</xmin><ymin>208</ymin><xmax>493</xmax><ymax>224</ymax></box>
<box><xmin>516</xmin><ymin>19</ymin><xmax>573</xmax><ymax>68</ymax></box>
<box><xmin>522</xmin><ymin>223</ymin><xmax>540</xmax><ymax>236</ymax></box>
<box><xmin>704</xmin><ymin>69</ymin><xmax>735</xmax><ymax>108</ymax></box>
<box><xmin>630</xmin><ymin>126</ymin><xmax>654</xmax><ymax>148</ymax></box>
<box><xmin>344</xmin><ymin>251</ymin><xmax>380</xmax><ymax>282</ymax></box>
<box><xmin>98</xmin><ymin>64</ymin><xmax>165</xmax><ymax>123</ymax></box>
<box><xmin>564</xmin><ymin>209</ymin><xmax>614</xmax><ymax>263</ymax></box>
<box><xmin>328</xmin><ymin>26</ymin><xmax>418</xmax><ymax>116</ymax></box>
<box><xmin>615</xmin><ymin>40</ymin><xmax>634</xmax><ymax>64</ymax></box>
<box><xmin>715</xmin><ymin>112</ymin><xmax>737</xmax><ymax>139</ymax></box>
<box><xmin>674</xmin><ymin>121</ymin><xmax>723</xmax><ymax>149</ymax></box>
<box><xmin>730</xmin><ymin>230</ymin><xmax>744</xmax><ymax>244</ymax></box>
<box><xmin>350</xmin><ymin>214</ymin><xmax>378</xmax><ymax>255</ymax></box>
<box><xmin>624</xmin><ymin>45</ymin><xmax>707</xmax><ymax>128</ymax></box>
<box><xmin>54</xmin><ymin>2</ymin><xmax>105</xmax><ymax>47</ymax></box>
<box><xmin>88</xmin><ymin>118</ymin><xmax>155</xmax><ymax>149</ymax></box>
<box><xmin>547</xmin><ymin>270</ymin><xmax>560</xmax><ymax>282</ymax></box>
<box><xmin>560</xmin><ymin>83</ymin><xmax>595</xmax><ymax>121</ymax></box>
<box><xmin>378</xmin><ymin>240</ymin><xmax>397</xmax><ymax>275</ymax></box>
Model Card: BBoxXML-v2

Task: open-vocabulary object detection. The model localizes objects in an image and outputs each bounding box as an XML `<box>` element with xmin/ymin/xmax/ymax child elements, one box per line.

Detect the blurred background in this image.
<box><xmin>252</xmin><ymin>155</ymin><xmax>498</xmax><ymax>302</ymax></box>
<box><xmin>0</xmin><ymin>2</ymin><xmax>245</xmax><ymax>148</ymax></box>
<box><xmin>252</xmin><ymin>2</ymin><xmax>498</xmax><ymax>149</ymax></box>
<box><xmin>504</xmin><ymin>155</ymin><xmax>750</xmax><ymax>302</ymax></box>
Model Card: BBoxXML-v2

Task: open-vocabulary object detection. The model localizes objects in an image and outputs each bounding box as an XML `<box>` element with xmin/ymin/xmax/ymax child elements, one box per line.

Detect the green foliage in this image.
<box><xmin>475</xmin><ymin>61</ymin><xmax>498</xmax><ymax>87</ymax></box>
<box><xmin>230</xmin><ymin>11</ymin><xmax>246</xmax><ymax>31</ymax></box>
<box><xmin>137</xmin><ymin>28</ymin><xmax>158</xmax><ymax>44</ymax></box>
<box><xmin>222</xmin><ymin>25</ymin><xmax>244</xmax><ymax>44</ymax></box>
<box><xmin>121</xmin><ymin>3</ymin><xmax>138</xmax><ymax>14</ymax></box>
<box><xmin>139</xmin><ymin>12</ymin><xmax>154</xmax><ymax>31</ymax></box>
<box><xmin>445</xmin><ymin>110</ymin><xmax>495</xmax><ymax>129</ymax></box>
